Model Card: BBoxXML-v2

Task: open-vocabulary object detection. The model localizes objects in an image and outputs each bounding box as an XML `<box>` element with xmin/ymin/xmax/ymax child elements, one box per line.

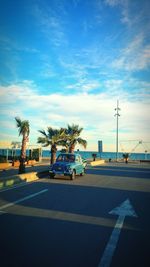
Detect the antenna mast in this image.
<box><xmin>114</xmin><ymin>100</ymin><xmax>121</xmax><ymax>161</ymax></box>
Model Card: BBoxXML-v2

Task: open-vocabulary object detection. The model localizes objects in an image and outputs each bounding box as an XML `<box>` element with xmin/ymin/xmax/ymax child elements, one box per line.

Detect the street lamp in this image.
<box><xmin>114</xmin><ymin>100</ymin><xmax>121</xmax><ymax>161</ymax></box>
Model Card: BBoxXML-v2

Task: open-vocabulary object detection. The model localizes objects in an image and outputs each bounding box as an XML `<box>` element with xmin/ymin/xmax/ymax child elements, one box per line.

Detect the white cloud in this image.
<box><xmin>0</xmin><ymin>35</ymin><xmax>39</xmax><ymax>54</ymax></box>
<box><xmin>104</xmin><ymin>79</ymin><xmax>123</xmax><ymax>91</ymax></box>
<box><xmin>105</xmin><ymin>0</ymin><xmax>123</xmax><ymax>7</ymax></box>
<box><xmin>0</xmin><ymin>81</ymin><xmax>150</xmax><ymax>151</ymax></box>
<box><xmin>32</xmin><ymin>3</ymin><xmax>67</xmax><ymax>47</ymax></box>
<box><xmin>104</xmin><ymin>0</ymin><xmax>131</xmax><ymax>26</ymax></box>
<box><xmin>104</xmin><ymin>0</ymin><xmax>150</xmax><ymax>31</ymax></box>
<box><xmin>112</xmin><ymin>34</ymin><xmax>150</xmax><ymax>71</ymax></box>
<box><xmin>65</xmin><ymin>80</ymin><xmax>100</xmax><ymax>93</ymax></box>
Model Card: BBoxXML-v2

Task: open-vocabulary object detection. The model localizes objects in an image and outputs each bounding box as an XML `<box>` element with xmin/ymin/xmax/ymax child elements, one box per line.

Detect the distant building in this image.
<box><xmin>0</xmin><ymin>140</ymin><xmax>42</xmax><ymax>161</ymax></box>
<box><xmin>98</xmin><ymin>140</ymin><xmax>103</xmax><ymax>153</ymax></box>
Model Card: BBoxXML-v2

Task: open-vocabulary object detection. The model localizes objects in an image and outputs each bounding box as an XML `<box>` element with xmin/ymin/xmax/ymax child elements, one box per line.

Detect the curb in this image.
<box><xmin>90</xmin><ymin>160</ymin><xmax>105</xmax><ymax>166</ymax></box>
<box><xmin>0</xmin><ymin>170</ymin><xmax>49</xmax><ymax>191</ymax></box>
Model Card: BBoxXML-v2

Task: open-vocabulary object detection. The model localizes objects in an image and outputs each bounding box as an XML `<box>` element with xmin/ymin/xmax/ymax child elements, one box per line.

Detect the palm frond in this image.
<box><xmin>67</xmin><ymin>124</ymin><xmax>83</xmax><ymax>136</ymax></box>
<box><xmin>15</xmin><ymin>117</ymin><xmax>22</xmax><ymax>127</ymax></box>
<box><xmin>37</xmin><ymin>127</ymin><xmax>66</xmax><ymax>147</ymax></box>
<box><xmin>38</xmin><ymin>129</ymin><xmax>48</xmax><ymax>138</ymax></box>
<box><xmin>15</xmin><ymin>117</ymin><xmax>30</xmax><ymax>136</ymax></box>
<box><xmin>47</xmin><ymin>127</ymin><xmax>59</xmax><ymax>139</ymax></box>
<box><xmin>37</xmin><ymin>137</ymin><xmax>51</xmax><ymax>147</ymax></box>
<box><xmin>77</xmin><ymin>138</ymin><xmax>87</xmax><ymax>148</ymax></box>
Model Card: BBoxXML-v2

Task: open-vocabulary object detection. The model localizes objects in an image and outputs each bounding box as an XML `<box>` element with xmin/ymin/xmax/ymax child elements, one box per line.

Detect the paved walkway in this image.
<box><xmin>0</xmin><ymin>160</ymin><xmax>149</xmax><ymax>180</ymax></box>
<box><xmin>0</xmin><ymin>162</ymin><xmax>50</xmax><ymax>179</ymax></box>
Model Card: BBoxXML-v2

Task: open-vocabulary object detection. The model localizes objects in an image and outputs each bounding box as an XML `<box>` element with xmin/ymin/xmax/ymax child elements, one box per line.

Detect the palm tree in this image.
<box><xmin>11</xmin><ymin>141</ymin><xmax>21</xmax><ymax>162</ymax></box>
<box><xmin>15</xmin><ymin>117</ymin><xmax>30</xmax><ymax>174</ymax></box>
<box><xmin>59</xmin><ymin>130</ymin><xmax>69</xmax><ymax>153</ymax></box>
<box><xmin>37</xmin><ymin>127</ymin><xmax>65</xmax><ymax>164</ymax></box>
<box><xmin>65</xmin><ymin>124</ymin><xmax>87</xmax><ymax>153</ymax></box>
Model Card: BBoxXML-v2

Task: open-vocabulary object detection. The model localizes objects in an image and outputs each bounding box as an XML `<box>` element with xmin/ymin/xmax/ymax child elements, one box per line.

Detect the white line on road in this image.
<box><xmin>0</xmin><ymin>181</ymin><xmax>36</xmax><ymax>193</ymax></box>
<box><xmin>0</xmin><ymin>210</ymin><xmax>6</xmax><ymax>214</ymax></box>
<box><xmin>0</xmin><ymin>189</ymin><xmax>48</xmax><ymax>212</ymax></box>
<box><xmin>98</xmin><ymin>199</ymin><xmax>137</xmax><ymax>267</ymax></box>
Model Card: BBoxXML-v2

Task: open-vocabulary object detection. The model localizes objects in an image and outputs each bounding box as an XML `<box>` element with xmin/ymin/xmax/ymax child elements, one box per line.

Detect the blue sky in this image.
<box><xmin>0</xmin><ymin>0</ymin><xmax>150</xmax><ymax>152</ymax></box>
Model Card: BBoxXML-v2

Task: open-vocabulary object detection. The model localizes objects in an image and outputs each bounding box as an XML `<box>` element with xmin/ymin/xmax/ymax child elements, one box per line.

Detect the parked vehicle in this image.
<box><xmin>49</xmin><ymin>153</ymin><xmax>86</xmax><ymax>180</ymax></box>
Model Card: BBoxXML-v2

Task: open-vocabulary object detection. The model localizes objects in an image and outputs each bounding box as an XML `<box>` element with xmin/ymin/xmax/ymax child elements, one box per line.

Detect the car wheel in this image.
<box><xmin>70</xmin><ymin>170</ymin><xmax>75</xmax><ymax>180</ymax></box>
<box><xmin>50</xmin><ymin>174</ymin><xmax>55</xmax><ymax>179</ymax></box>
<box><xmin>80</xmin><ymin>168</ymin><xmax>85</xmax><ymax>176</ymax></box>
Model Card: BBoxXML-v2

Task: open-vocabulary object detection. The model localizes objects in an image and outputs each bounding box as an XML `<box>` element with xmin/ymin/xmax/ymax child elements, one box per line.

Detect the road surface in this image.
<box><xmin>0</xmin><ymin>163</ymin><xmax>150</xmax><ymax>267</ymax></box>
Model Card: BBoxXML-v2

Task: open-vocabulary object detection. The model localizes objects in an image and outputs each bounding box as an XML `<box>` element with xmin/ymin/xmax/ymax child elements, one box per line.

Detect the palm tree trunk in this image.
<box><xmin>66</xmin><ymin>146</ymin><xmax>69</xmax><ymax>153</ymax></box>
<box><xmin>50</xmin><ymin>144</ymin><xmax>57</xmax><ymax>164</ymax></box>
<box><xmin>19</xmin><ymin>136</ymin><xmax>26</xmax><ymax>174</ymax></box>
<box><xmin>69</xmin><ymin>144</ymin><xmax>75</xmax><ymax>153</ymax></box>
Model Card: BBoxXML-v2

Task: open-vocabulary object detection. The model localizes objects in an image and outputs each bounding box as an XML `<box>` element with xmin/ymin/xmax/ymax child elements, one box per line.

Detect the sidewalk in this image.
<box><xmin>1</xmin><ymin>159</ymin><xmax>150</xmax><ymax>180</ymax></box>
<box><xmin>0</xmin><ymin>159</ymin><xmax>150</xmax><ymax>192</ymax></box>
<box><xmin>0</xmin><ymin>161</ymin><xmax>50</xmax><ymax>191</ymax></box>
<box><xmin>0</xmin><ymin>161</ymin><xmax>50</xmax><ymax>179</ymax></box>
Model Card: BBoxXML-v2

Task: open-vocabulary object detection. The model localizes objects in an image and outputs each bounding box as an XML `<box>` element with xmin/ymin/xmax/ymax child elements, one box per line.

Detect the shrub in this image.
<box><xmin>0</xmin><ymin>155</ymin><xmax>7</xmax><ymax>163</ymax></box>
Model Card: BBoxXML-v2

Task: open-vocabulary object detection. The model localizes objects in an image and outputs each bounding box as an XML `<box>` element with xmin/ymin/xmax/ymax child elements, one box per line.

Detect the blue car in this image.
<box><xmin>49</xmin><ymin>153</ymin><xmax>86</xmax><ymax>180</ymax></box>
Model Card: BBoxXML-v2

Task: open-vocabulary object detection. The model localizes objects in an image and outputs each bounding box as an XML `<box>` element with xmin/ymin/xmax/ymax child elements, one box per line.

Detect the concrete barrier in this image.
<box><xmin>12</xmin><ymin>161</ymin><xmax>20</xmax><ymax>167</ymax></box>
<box><xmin>0</xmin><ymin>171</ymin><xmax>49</xmax><ymax>190</ymax></box>
<box><xmin>0</xmin><ymin>163</ymin><xmax>11</xmax><ymax>170</ymax></box>
<box><xmin>27</xmin><ymin>160</ymin><xmax>36</xmax><ymax>166</ymax></box>
<box><xmin>90</xmin><ymin>160</ymin><xmax>105</xmax><ymax>166</ymax></box>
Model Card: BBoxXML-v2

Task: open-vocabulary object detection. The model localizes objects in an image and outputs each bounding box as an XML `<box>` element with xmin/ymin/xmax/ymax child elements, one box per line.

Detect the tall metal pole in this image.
<box><xmin>114</xmin><ymin>100</ymin><xmax>120</xmax><ymax>161</ymax></box>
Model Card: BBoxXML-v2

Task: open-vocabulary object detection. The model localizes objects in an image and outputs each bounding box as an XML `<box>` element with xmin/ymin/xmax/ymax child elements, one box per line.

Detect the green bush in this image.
<box><xmin>29</xmin><ymin>149</ymin><xmax>41</xmax><ymax>161</ymax></box>
<box><xmin>12</xmin><ymin>156</ymin><xmax>20</xmax><ymax>161</ymax></box>
<box><xmin>0</xmin><ymin>155</ymin><xmax>7</xmax><ymax>163</ymax></box>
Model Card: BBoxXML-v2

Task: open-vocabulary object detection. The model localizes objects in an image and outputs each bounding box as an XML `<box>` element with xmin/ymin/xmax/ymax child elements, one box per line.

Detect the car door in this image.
<box><xmin>75</xmin><ymin>155</ymin><xmax>83</xmax><ymax>174</ymax></box>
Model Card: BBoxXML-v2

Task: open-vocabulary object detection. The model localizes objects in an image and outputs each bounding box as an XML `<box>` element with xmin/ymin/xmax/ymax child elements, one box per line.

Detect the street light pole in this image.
<box><xmin>114</xmin><ymin>100</ymin><xmax>120</xmax><ymax>162</ymax></box>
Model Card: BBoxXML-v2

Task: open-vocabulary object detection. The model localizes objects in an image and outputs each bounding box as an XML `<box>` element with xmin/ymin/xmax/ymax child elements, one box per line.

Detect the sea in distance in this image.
<box><xmin>0</xmin><ymin>149</ymin><xmax>150</xmax><ymax>161</ymax></box>
<box><xmin>42</xmin><ymin>150</ymin><xmax>150</xmax><ymax>161</ymax></box>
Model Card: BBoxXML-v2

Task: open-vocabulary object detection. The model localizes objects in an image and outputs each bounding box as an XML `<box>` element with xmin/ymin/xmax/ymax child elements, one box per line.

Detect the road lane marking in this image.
<box><xmin>0</xmin><ymin>189</ymin><xmax>48</xmax><ymax>212</ymax></box>
<box><xmin>0</xmin><ymin>181</ymin><xmax>36</xmax><ymax>193</ymax></box>
<box><xmin>0</xmin><ymin>210</ymin><xmax>6</xmax><ymax>214</ymax></box>
<box><xmin>98</xmin><ymin>199</ymin><xmax>137</xmax><ymax>267</ymax></box>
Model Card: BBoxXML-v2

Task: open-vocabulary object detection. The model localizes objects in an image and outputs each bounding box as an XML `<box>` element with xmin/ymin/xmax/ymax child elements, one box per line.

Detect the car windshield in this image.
<box><xmin>56</xmin><ymin>154</ymin><xmax>75</xmax><ymax>162</ymax></box>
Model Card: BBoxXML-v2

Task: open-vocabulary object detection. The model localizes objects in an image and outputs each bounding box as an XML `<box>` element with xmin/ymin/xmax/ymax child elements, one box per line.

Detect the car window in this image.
<box><xmin>56</xmin><ymin>154</ymin><xmax>75</xmax><ymax>162</ymax></box>
<box><xmin>68</xmin><ymin>155</ymin><xmax>75</xmax><ymax>162</ymax></box>
<box><xmin>56</xmin><ymin>155</ymin><xmax>63</xmax><ymax>161</ymax></box>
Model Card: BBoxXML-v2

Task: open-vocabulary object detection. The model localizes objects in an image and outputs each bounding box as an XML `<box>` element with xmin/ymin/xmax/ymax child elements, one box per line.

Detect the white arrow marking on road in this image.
<box><xmin>98</xmin><ymin>199</ymin><xmax>137</xmax><ymax>267</ymax></box>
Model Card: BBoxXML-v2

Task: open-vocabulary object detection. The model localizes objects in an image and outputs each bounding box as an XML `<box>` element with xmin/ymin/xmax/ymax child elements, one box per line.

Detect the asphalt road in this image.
<box><xmin>0</xmin><ymin>164</ymin><xmax>150</xmax><ymax>267</ymax></box>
